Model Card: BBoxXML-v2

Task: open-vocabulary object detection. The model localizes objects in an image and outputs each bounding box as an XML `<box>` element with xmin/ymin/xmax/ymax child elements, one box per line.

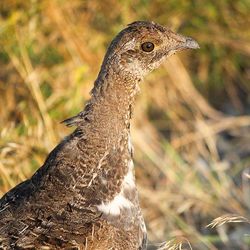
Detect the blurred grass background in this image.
<box><xmin>0</xmin><ymin>0</ymin><xmax>250</xmax><ymax>249</ymax></box>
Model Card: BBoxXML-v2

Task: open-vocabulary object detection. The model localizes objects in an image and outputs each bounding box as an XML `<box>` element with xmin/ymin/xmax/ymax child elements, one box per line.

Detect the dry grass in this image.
<box><xmin>148</xmin><ymin>238</ymin><xmax>192</xmax><ymax>250</ymax></box>
<box><xmin>207</xmin><ymin>214</ymin><xmax>250</xmax><ymax>228</ymax></box>
<box><xmin>1</xmin><ymin>0</ymin><xmax>250</xmax><ymax>249</ymax></box>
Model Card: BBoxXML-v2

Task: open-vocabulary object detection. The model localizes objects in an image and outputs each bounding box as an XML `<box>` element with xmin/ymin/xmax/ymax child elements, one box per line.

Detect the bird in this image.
<box><xmin>0</xmin><ymin>21</ymin><xmax>199</xmax><ymax>250</ymax></box>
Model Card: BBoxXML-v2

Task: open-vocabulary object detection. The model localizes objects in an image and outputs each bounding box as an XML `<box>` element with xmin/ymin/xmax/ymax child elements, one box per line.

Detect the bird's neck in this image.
<box><xmin>83</xmin><ymin>67</ymin><xmax>141</xmax><ymax>148</ymax></box>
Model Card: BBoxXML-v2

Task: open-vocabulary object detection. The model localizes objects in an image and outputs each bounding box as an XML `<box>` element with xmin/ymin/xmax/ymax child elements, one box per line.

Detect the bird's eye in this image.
<box><xmin>141</xmin><ymin>42</ymin><xmax>154</xmax><ymax>52</ymax></box>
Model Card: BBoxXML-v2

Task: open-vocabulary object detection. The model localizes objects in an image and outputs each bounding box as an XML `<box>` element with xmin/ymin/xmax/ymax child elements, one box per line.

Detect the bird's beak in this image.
<box><xmin>183</xmin><ymin>36</ymin><xmax>200</xmax><ymax>49</ymax></box>
<box><xmin>165</xmin><ymin>30</ymin><xmax>200</xmax><ymax>51</ymax></box>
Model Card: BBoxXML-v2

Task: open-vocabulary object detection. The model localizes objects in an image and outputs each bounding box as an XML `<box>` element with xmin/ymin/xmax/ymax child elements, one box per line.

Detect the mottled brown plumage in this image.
<box><xmin>0</xmin><ymin>21</ymin><xmax>199</xmax><ymax>249</ymax></box>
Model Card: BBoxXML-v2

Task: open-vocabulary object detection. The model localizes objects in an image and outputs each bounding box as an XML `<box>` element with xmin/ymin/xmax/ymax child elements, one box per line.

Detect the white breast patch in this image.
<box><xmin>97</xmin><ymin>192</ymin><xmax>133</xmax><ymax>216</ymax></box>
<box><xmin>97</xmin><ymin>160</ymin><xmax>136</xmax><ymax>216</ymax></box>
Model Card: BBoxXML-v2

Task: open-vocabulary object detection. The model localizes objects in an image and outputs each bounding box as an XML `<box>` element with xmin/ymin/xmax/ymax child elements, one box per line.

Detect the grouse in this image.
<box><xmin>0</xmin><ymin>21</ymin><xmax>199</xmax><ymax>249</ymax></box>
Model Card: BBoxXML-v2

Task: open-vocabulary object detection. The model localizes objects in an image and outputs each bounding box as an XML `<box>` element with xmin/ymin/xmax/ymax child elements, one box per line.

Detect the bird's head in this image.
<box><xmin>103</xmin><ymin>21</ymin><xmax>199</xmax><ymax>80</ymax></box>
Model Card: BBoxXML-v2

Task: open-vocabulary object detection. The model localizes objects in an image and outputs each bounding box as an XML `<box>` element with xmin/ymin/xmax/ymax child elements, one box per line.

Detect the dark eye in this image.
<box><xmin>141</xmin><ymin>42</ymin><xmax>154</xmax><ymax>52</ymax></box>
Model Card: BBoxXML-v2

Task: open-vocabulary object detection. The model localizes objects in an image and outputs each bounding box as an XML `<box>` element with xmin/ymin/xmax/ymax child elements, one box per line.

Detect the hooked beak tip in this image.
<box><xmin>185</xmin><ymin>37</ymin><xmax>200</xmax><ymax>49</ymax></box>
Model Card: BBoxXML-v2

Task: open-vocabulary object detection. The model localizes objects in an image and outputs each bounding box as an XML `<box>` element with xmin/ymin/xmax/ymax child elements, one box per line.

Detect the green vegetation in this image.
<box><xmin>0</xmin><ymin>0</ymin><xmax>250</xmax><ymax>249</ymax></box>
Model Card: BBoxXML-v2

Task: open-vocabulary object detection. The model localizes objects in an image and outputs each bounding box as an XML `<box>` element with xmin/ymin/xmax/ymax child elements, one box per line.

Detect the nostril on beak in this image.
<box><xmin>185</xmin><ymin>37</ymin><xmax>200</xmax><ymax>49</ymax></box>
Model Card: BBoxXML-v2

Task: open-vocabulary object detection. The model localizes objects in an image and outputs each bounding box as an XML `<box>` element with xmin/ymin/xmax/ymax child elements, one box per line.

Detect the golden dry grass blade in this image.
<box><xmin>5</xmin><ymin>45</ymin><xmax>57</xmax><ymax>147</ymax></box>
<box><xmin>207</xmin><ymin>214</ymin><xmax>250</xmax><ymax>228</ymax></box>
<box><xmin>0</xmin><ymin>162</ymin><xmax>15</xmax><ymax>192</ymax></box>
<box><xmin>148</xmin><ymin>238</ymin><xmax>192</xmax><ymax>250</ymax></box>
<box><xmin>171</xmin><ymin>116</ymin><xmax>250</xmax><ymax>148</ymax></box>
<box><xmin>164</xmin><ymin>56</ymin><xmax>223</xmax><ymax>120</ymax></box>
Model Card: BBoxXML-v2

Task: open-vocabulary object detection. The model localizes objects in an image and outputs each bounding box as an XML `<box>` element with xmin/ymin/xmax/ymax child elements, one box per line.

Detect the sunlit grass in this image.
<box><xmin>0</xmin><ymin>0</ymin><xmax>250</xmax><ymax>249</ymax></box>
